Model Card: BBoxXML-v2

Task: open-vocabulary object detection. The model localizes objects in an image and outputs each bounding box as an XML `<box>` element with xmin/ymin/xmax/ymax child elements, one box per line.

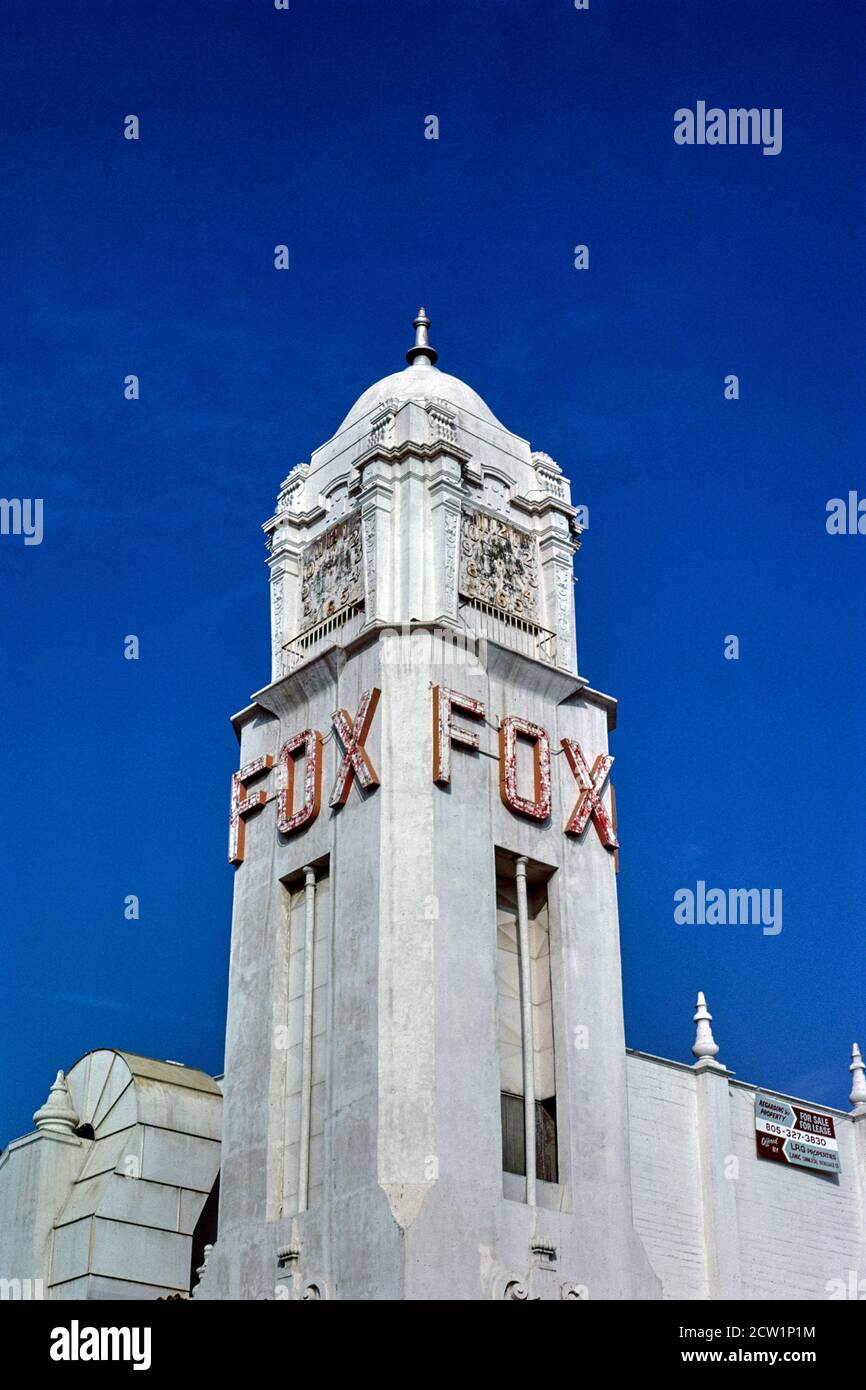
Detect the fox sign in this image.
<box><xmin>229</xmin><ymin>685</ymin><xmax>617</xmax><ymax>864</ymax></box>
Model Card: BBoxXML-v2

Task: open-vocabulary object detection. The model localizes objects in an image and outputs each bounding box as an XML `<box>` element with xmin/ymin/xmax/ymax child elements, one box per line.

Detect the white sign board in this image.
<box><xmin>755</xmin><ymin>1093</ymin><xmax>841</xmax><ymax>1174</ymax></box>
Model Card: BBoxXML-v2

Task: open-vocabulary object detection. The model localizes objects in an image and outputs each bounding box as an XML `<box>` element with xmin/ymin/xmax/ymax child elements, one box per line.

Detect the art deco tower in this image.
<box><xmin>197</xmin><ymin>312</ymin><xmax>660</xmax><ymax>1300</ymax></box>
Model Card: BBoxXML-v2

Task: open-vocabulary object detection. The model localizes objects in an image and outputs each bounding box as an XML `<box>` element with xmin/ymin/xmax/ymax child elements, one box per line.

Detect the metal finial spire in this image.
<box><xmin>849</xmin><ymin>1043</ymin><xmax>866</xmax><ymax>1114</ymax></box>
<box><xmin>692</xmin><ymin>991</ymin><xmax>723</xmax><ymax>1067</ymax></box>
<box><xmin>406</xmin><ymin>307</ymin><xmax>438</xmax><ymax>367</ymax></box>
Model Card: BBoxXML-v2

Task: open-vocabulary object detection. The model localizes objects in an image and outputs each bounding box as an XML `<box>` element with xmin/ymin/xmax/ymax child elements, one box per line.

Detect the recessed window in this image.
<box><xmin>496</xmin><ymin>855</ymin><xmax>558</xmax><ymax>1190</ymax></box>
<box><xmin>269</xmin><ymin>860</ymin><xmax>330</xmax><ymax>1220</ymax></box>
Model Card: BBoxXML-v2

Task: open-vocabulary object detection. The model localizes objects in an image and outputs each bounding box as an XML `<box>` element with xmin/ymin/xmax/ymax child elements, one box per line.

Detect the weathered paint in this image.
<box><xmin>277</xmin><ymin>729</ymin><xmax>323</xmax><ymax>836</ymax></box>
<box><xmin>329</xmin><ymin>687</ymin><xmax>381</xmax><ymax>807</ymax></box>
<box><xmin>459</xmin><ymin>506</ymin><xmax>540</xmax><ymax>621</ymax></box>
<box><xmin>498</xmin><ymin>715</ymin><xmax>552</xmax><ymax>822</ymax></box>
<box><xmin>432</xmin><ymin>684</ymin><xmax>484</xmax><ymax>784</ymax></box>
<box><xmin>561</xmin><ymin>738</ymin><xmax>617</xmax><ymax>849</ymax></box>
<box><xmin>230</xmin><ymin>696</ymin><xmax>623</xmax><ymax>844</ymax></box>
<box><xmin>228</xmin><ymin>755</ymin><xmax>273</xmax><ymax>864</ymax></box>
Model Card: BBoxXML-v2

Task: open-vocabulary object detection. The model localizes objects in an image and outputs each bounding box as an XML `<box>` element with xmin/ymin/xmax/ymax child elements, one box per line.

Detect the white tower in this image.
<box><xmin>199</xmin><ymin>312</ymin><xmax>660</xmax><ymax>1300</ymax></box>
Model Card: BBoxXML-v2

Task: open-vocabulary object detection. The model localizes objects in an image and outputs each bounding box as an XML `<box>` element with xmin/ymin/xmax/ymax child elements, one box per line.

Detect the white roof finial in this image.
<box><xmin>849</xmin><ymin>1043</ymin><xmax>866</xmax><ymax>1115</ymax></box>
<box><xmin>33</xmin><ymin>1070</ymin><xmax>79</xmax><ymax>1135</ymax></box>
<box><xmin>692</xmin><ymin>991</ymin><xmax>723</xmax><ymax>1068</ymax></box>
<box><xmin>406</xmin><ymin>307</ymin><xmax>438</xmax><ymax>367</ymax></box>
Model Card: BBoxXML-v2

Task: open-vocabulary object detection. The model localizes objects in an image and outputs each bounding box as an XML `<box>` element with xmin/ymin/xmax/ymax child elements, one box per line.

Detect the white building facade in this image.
<box><xmin>0</xmin><ymin>1052</ymin><xmax>221</xmax><ymax>1299</ymax></box>
<box><xmin>195</xmin><ymin>313</ymin><xmax>866</xmax><ymax>1302</ymax></box>
<box><xmin>2</xmin><ymin>313</ymin><xmax>864</xmax><ymax>1301</ymax></box>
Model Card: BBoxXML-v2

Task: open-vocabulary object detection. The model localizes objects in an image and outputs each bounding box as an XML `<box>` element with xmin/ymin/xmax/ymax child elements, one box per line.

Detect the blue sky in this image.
<box><xmin>2</xmin><ymin>0</ymin><xmax>864</xmax><ymax>1140</ymax></box>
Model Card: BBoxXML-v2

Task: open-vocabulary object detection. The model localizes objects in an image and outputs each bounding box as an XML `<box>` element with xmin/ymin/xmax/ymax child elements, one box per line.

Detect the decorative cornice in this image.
<box><xmin>530</xmin><ymin>450</ymin><xmax>570</xmax><ymax>503</ymax></box>
<box><xmin>426</xmin><ymin>398</ymin><xmax>457</xmax><ymax>445</ymax></box>
<box><xmin>276</xmin><ymin>463</ymin><xmax>310</xmax><ymax>514</ymax></box>
<box><xmin>511</xmin><ymin>491</ymin><xmax>577</xmax><ymax>522</ymax></box>
<box><xmin>263</xmin><ymin>502</ymin><xmax>329</xmax><ymax>535</ymax></box>
<box><xmin>355</xmin><ymin>437</ymin><xmax>471</xmax><ymax>473</ymax></box>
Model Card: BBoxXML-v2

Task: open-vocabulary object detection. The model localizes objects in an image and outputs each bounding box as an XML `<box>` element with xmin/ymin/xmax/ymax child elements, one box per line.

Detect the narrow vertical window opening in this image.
<box><xmin>496</xmin><ymin>852</ymin><xmax>558</xmax><ymax>1195</ymax></box>
<box><xmin>270</xmin><ymin>858</ymin><xmax>330</xmax><ymax>1219</ymax></box>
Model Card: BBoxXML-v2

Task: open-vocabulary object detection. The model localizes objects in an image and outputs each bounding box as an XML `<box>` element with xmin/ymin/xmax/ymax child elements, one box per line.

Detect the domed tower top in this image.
<box><xmin>264</xmin><ymin>308</ymin><xmax>580</xmax><ymax>683</ymax></box>
<box><xmin>337</xmin><ymin>308</ymin><xmax>504</xmax><ymax>433</ymax></box>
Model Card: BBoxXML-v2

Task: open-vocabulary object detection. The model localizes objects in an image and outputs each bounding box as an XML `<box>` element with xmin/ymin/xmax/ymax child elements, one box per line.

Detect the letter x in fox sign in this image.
<box><xmin>561</xmin><ymin>739</ymin><xmax>617</xmax><ymax>849</ymax></box>
<box><xmin>329</xmin><ymin>688</ymin><xmax>381</xmax><ymax>807</ymax></box>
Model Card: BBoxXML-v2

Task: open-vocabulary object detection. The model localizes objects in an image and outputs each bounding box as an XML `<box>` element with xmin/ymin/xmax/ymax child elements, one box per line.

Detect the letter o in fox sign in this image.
<box><xmin>277</xmin><ymin>729</ymin><xmax>323</xmax><ymax>835</ymax></box>
<box><xmin>498</xmin><ymin>716</ymin><xmax>551</xmax><ymax>821</ymax></box>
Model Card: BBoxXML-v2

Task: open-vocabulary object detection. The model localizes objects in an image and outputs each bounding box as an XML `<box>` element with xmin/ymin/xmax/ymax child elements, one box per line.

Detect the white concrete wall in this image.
<box><xmin>0</xmin><ymin>1052</ymin><xmax>221</xmax><ymax>1301</ymax></box>
<box><xmin>0</xmin><ymin>1130</ymin><xmax>85</xmax><ymax>1297</ymax></box>
<box><xmin>202</xmin><ymin>351</ymin><xmax>661</xmax><ymax>1301</ymax></box>
<box><xmin>201</xmin><ymin>347</ymin><xmax>865</xmax><ymax>1302</ymax></box>
<box><xmin>626</xmin><ymin>1051</ymin><xmax>866</xmax><ymax>1300</ymax></box>
<box><xmin>729</xmin><ymin>1084</ymin><xmax>863</xmax><ymax>1300</ymax></box>
<box><xmin>626</xmin><ymin>1054</ymin><xmax>706</xmax><ymax>1299</ymax></box>
<box><xmin>200</xmin><ymin>623</ymin><xmax>661</xmax><ymax>1301</ymax></box>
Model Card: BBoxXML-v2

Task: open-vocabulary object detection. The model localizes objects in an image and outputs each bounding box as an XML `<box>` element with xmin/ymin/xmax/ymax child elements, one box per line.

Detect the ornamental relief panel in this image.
<box><xmin>555</xmin><ymin>565</ymin><xmax>573</xmax><ymax>662</ymax></box>
<box><xmin>300</xmin><ymin>509</ymin><xmax>364</xmax><ymax>630</ymax></box>
<box><xmin>458</xmin><ymin>505</ymin><xmax>540</xmax><ymax>623</ymax></box>
<box><xmin>271</xmin><ymin>576</ymin><xmax>285</xmax><ymax>672</ymax></box>
<box><xmin>363</xmin><ymin>509</ymin><xmax>377</xmax><ymax>614</ymax></box>
<box><xmin>443</xmin><ymin>507</ymin><xmax>459</xmax><ymax>614</ymax></box>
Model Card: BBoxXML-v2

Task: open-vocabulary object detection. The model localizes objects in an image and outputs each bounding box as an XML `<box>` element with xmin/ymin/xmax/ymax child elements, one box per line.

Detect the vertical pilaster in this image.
<box><xmin>851</xmin><ymin>1116</ymin><xmax>866</xmax><ymax>1284</ymax></box>
<box><xmin>514</xmin><ymin>855</ymin><xmax>537</xmax><ymax>1208</ymax></box>
<box><xmin>694</xmin><ymin>1062</ymin><xmax>742</xmax><ymax>1299</ymax></box>
<box><xmin>848</xmin><ymin>1046</ymin><xmax>866</xmax><ymax>1280</ymax></box>
<box><xmin>268</xmin><ymin>543</ymin><xmax>302</xmax><ymax>680</ymax></box>
<box><xmin>691</xmin><ymin>996</ymin><xmax>741</xmax><ymax>1299</ymax></box>
<box><xmin>377</xmin><ymin>641</ymin><xmax>436</xmax><ymax>1231</ymax></box>
<box><xmin>429</xmin><ymin>457</ymin><xmax>463</xmax><ymax>626</ymax></box>
<box><xmin>360</xmin><ymin>467</ymin><xmax>394</xmax><ymax>628</ymax></box>
<box><xmin>297</xmin><ymin>865</ymin><xmax>317</xmax><ymax>1213</ymax></box>
<box><xmin>537</xmin><ymin>516</ymin><xmax>577</xmax><ymax>674</ymax></box>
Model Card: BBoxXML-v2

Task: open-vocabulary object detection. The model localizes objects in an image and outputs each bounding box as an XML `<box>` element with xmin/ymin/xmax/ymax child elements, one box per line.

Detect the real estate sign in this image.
<box><xmin>755</xmin><ymin>1093</ymin><xmax>841</xmax><ymax>1174</ymax></box>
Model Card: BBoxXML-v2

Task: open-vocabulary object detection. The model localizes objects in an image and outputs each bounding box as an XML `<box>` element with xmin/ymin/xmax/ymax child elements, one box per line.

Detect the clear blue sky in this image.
<box><xmin>2</xmin><ymin>0</ymin><xmax>864</xmax><ymax>1141</ymax></box>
